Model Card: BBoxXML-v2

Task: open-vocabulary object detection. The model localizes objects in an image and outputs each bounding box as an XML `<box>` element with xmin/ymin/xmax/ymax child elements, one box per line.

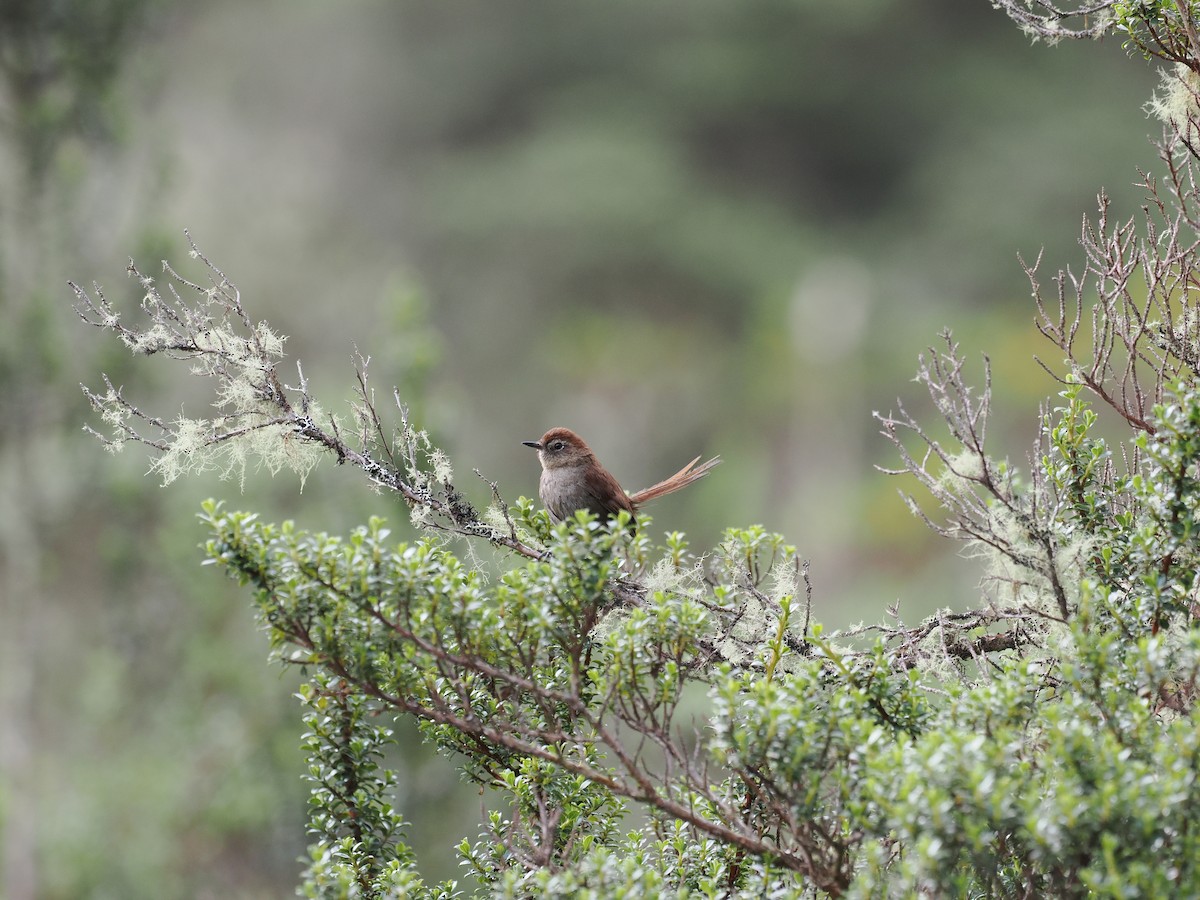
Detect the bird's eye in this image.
<box><xmin>549</xmin><ymin>440</ymin><xmax>565</xmax><ymax>451</ymax></box>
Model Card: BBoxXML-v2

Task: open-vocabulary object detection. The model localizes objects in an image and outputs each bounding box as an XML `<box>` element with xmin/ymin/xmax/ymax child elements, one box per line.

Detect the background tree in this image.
<box><xmin>0</xmin><ymin>4</ymin><xmax>310</xmax><ymax>897</ymax></box>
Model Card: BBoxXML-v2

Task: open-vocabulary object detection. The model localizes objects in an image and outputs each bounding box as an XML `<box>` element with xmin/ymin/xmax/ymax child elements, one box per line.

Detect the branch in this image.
<box><xmin>988</xmin><ymin>1</ymin><xmax>1117</xmax><ymax>41</ymax></box>
<box><xmin>876</xmin><ymin>334</ymin><xmax>1071</xmax><ymax>617</ymax></box>
<box><xmin>74</xmin><ymin>232</ymin><xmax>546</xmax><ymax>560</ymax></box>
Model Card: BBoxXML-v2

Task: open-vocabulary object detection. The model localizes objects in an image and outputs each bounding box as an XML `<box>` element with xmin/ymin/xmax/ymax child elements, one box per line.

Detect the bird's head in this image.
<box><xmin>522</xmin><ymin>427</ymin><xmax>594</xmax><ymax>470</ymax></box>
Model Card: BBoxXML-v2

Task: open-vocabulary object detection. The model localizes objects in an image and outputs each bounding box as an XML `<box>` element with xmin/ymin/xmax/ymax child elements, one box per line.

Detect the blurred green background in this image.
<box><xmin>0</xmin><ymin>1</ymin><xmax>1161</xmax><ymax>896</ymax></box>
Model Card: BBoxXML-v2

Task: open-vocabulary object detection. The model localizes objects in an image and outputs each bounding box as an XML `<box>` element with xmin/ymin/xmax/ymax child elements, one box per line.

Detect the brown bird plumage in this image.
<box><xmin>522</xmin><ymin>427</ymin><xmax>720</xmax><ymax>523</ymax></box>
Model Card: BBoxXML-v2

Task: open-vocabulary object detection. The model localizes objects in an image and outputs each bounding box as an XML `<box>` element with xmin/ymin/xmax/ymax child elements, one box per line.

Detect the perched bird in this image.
<box><xmin>522</xmin><ymin>426</ymin><xmax>720</xmax><ymax>523</ymax></box>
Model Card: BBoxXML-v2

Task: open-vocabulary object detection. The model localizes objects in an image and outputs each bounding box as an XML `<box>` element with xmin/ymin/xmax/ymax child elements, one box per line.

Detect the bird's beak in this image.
<box><xmin>522</xmin><ymin>440</ymin><xmax>542</xmax><ymax>450</ymax></box>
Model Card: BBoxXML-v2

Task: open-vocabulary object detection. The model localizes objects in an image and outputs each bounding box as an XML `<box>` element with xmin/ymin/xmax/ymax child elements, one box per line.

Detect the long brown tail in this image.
<box><xmin>628</xmin><ymin>455</ymin><xmax>721</xmax><ymax>507</ymax></box>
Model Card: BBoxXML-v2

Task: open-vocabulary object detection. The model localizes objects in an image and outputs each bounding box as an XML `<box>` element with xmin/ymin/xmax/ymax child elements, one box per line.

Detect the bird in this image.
<box><xmin>522</xmin><ymin>426</ymin><xmax>720</xmax><ymax>524</ymax></box>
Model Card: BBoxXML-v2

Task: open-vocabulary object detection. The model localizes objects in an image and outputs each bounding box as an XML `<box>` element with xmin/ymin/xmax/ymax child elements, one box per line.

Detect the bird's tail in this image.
<box><xmin>628</xmin><ymin>455</ymin><xmax>721</xmax><ymax>506</ymax></box>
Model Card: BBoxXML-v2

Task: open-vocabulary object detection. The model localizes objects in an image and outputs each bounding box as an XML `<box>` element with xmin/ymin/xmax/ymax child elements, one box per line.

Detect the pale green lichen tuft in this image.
<box><xmin>430</xmin><ymin>448</ymin><xmax>453</xmax><ymax>484</ymax></box>
<box><xmin>146</xmin><ymin>409</ymin><xmax>323</xmax><ymax>490</ymax></box>
<box><xmin>255</xmin><ymin>321</ymin><xmax>286</xmax><ymax>358</ymax></box>
<box><xmin>642</xmin><ymin>558</ymin><xmax>702</xmax><ymax>601</ymax></box>
<box><xmin>936</xmin><ymin>449</ymin><xmax>986</xmax><ymax>491</ymax></box>
<box><xmin>214</xmin><ymin>373</ymin><xmax>263</xmax><ymax>414</ymax></box>
<box><xmin>128</xmin><ymin>323</ymin><xmax>174</xmax><ymax>353</ymax></box>
<box><xmin>1148</xmin><ymin>64</ymin><xmax>1200</xmax><ymax>133</ymax></box>
<box><xmin>767</xmin><ymin>557</ymin><xmax>799</xmax><ymax>606</ymax></box>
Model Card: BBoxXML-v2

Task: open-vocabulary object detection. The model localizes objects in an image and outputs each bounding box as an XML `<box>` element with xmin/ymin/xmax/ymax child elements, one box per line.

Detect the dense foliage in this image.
<box><xmin>191</xmin><ymin>367</ymin><xmax>1200</xmax><ymax>897</ymax></box>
